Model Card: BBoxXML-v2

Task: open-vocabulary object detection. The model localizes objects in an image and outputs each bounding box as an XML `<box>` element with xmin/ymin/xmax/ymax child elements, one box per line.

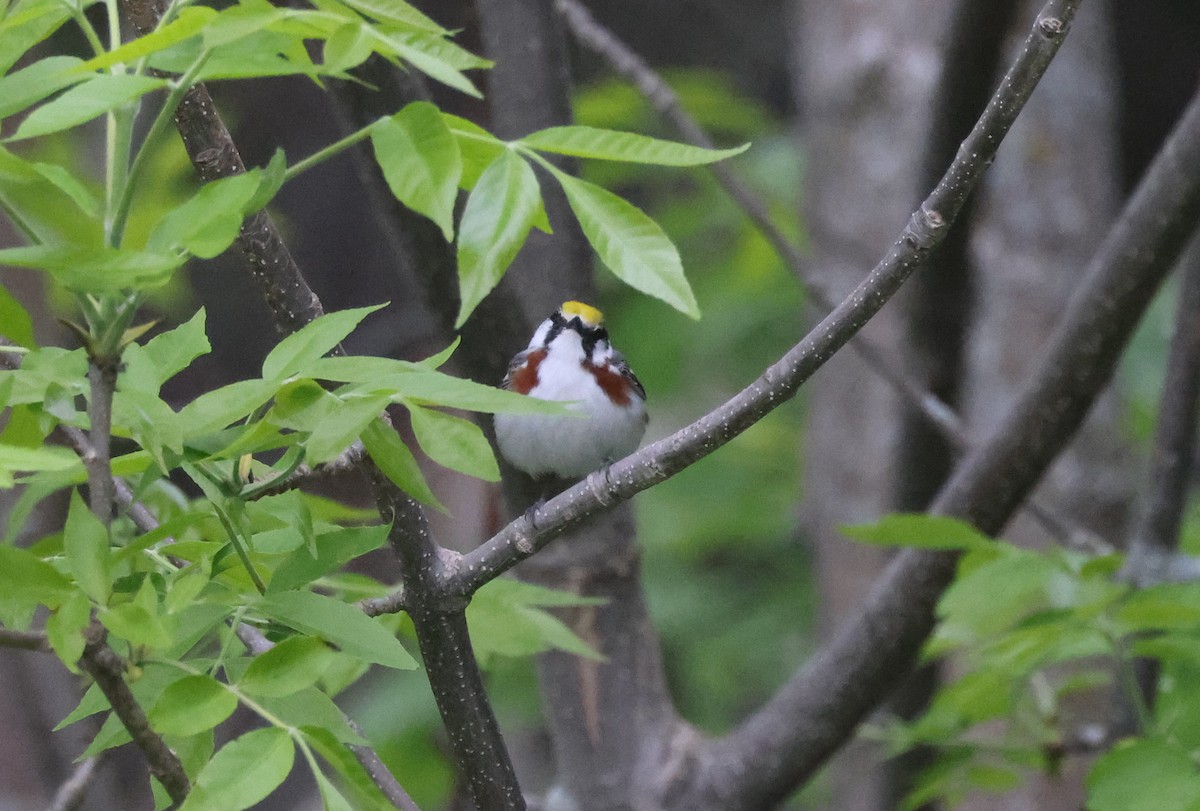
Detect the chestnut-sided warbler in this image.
<box><xmin>494</xmin><ymin>301</ymin><xmax>647</xmax><ymax>479</ymax></box>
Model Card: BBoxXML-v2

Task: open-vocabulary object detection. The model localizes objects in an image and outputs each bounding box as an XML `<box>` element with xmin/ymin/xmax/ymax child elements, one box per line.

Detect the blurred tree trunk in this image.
<box><xmin>790</xmin><ymin>1</ymin><xmax>951</xmax><ymax>808</ymax></box>
<box><xmin>792</xmin><ymin>0</ymin><xmax>1128</xmax><ymax>809</ymax></box>
<box><xmin>958</xmin><ymin>1</ymin><xmax>1128</xmax><ymax>808</ymax></box>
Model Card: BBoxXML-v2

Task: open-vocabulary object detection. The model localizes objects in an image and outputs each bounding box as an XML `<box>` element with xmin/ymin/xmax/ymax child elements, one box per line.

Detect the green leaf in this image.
<box><xmin>257</xmin><ymin>687</ymin><xmax>364</xmax><ymax>743</ymax></box>
<box><xmin>164</xmin><ymin>563</ymin><xmax>211</xmax><ymax>614</ymax></box>
<box><xmin>841</xmin><ymin>514</ymin><xmax>992</xmax><ymax>551</ymax></box>
<box><xmin>1118</xmin><ymin>584</ymin><xmax>1200</xmax><ymax>632</ymax></box>
<box><xmin>148</xmin><ymin>674</ymin><xmax>238</xmax><ymax>736</ymax></box>
<box><xmin>936</xmin><ymin>547</ymin><xmax>1055</xmax><ymax>641</ymax></box>
<box><xmin>77</xmin><ymin>7</ymin><xmax>216</xmax><ymax>71</ymax></box>
<box><xmin>0</xmin><ymin>244</ymin><xmax>184</xmax><ymax>292</ymax></box>
<box><xmin>322</xmin><ymin>21</ymin><xmax>374</xmax><ymax>73</ymax></box>
<box><xmin>45</xmin><ymin>589</ymin><xmax>90</xmax><ymax>671</ymax></box>
<box><xmin>442</xmin><ymin>113</ymin><xmax>506</xmax><ymax>188</ymax></box>
<box><xmin>361</xmin><ymin>419</ymin><xmax>443</xmax><ymax>509</ymax></box>
<box><xmin>0</xmin><ymin>146</ymin><xmax>103</xmax><ymax>245</ymax></box>
<box><xmin>0</xmin><ymin>55</ymin><xmax>84</xmax><ymax>121</ymax></box>
<box><xmin>179</xmin><ymin>726</ymin><xmax>295</xmax><ymax>811</ymax></box>
<box><xmin>371</xmin><ymin>101</ymin><xmax>461</xmax><ymax>240</ymax></box>
<box><xmin>552</xmin><ymin>169</ymin><xmax>700</xmax><ymax>318</ymax></box>
<box><xmin>0</xmin><ymin>0</ymin><xmax>73</xmax><ymax>74</ymax></box>
<box><xmin>0</xmin><ymin>282</ymin><xmax>36</xmax><ymax>348</ymax></box>
<box><xmin>147</xmin><ymin>171</ymin><xmax>261</xmax><ymax>258</ymax></box>
<box><xmin>0</xmin><ymin>442</ymin><xmax>77</xmax><ymax>487</ymax></box>
<box><xmin>305</xmin><ymin>357</ymin><xmax>566</xmax><ymax>414</ymax></box>
<box><xmin>313</xmin><ymin>768</ymin><xmax>356</xmax><ymax>811</ymax></box>
<box><xmin>467</xmin><ymin>578</ymin><xmax>604</xmax><ymax>665</ymax></box>
<box><xmin>239</xmin><ymin>636</ymin><xmax>337</xmax><ymax>697</ymax></box>
<box><xmin>338</xmin><ymin>0</ymin><xmax>446</xmax><ymax>32</ymax></box>
<box><xmin>270</xmin><ymin>524</ymin><xmax>389</xmax><ymax>593</ymax></box>
<box><xmin>407</xmin><ymin>403</ymin><xmax>498</xmax><ymax>481</ymax></box>
<box><xmin>122</xmin><ymin>309</ymin><xmax>211</xmax><ymax>393</ymax></box>
<box><xmin>455</xmin><ymin>149</ymin><xmax>543</xmax><ymax>327</ymax></box>
<box><xmin>261</xmin><ymin>304</ymin><xmax>387</xmax><ymax>381</ymax></box>
<box><xmin>520</xmin><ymin>126</ymin><xmax>748</xmax><ymax>165</ymax></box>
<box><xmin>189</xmin><ymin>30</ymin><xmax>318</xmax><ymax>81</ymax></box>
<box><xmin>113</xmin><ymin>388</ymin><xmax>184</xmax><ymax>471</ymax></box>
<box><xmin>63</xmin><ymin>490</ymin><xmax>110</xmax><ymax>604</ymax></box>
<box><xmin>177</xmin><ymin>378</ymin><xmax>278</xmax><ymax>434</ymax></box>
<box><xmin>200</xmin><ymin>4</ymin><xmax>288</xmax><ymax>48</ymax></box>
<box><xmin>257</xmin><ymin>590</ymin><xmax>416</xmax><ymax>670</ymax></box>
<box><xmin>101</xmin><ymin>581</ymin><xmax>172</xmax><ymax>648</ymax></box>
<box><xmin>28</xmin><ymin>160</ymin><xmax>100</xmax><ymax>217</ymax></box>
<box><xmin>381</xmin><ymin>33</ymin><xmax>481</xmax><ymax>97</ymax></box>
<box><xmin>10</xmin><ymin>74</ymin><xmax>166</xmax><ymax>141</ymax></box>
<box><xmin>301</xmin><ymin>727</ymin><xmax>397</xmax><ymax>810</ymax></box>
<box><xmin>0</xmin><ymin>544</ymin><xmax>70</xmax><ymax>611</ymax></box>
<box><xmin>303</xmin><ymin>393</ymin><xmax>388</xmax><ymax>464</ymax></box>
<box><xmin>1087</xmin><ymin>737</ymin><xmax>1200</xmax><ymax>811</ymax></box>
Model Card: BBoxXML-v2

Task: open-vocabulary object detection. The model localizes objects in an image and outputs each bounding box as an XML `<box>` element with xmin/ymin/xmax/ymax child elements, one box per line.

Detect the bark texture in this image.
<box><xmin>959</xmin><ymin>2</ymin><xmax>1127</xmax><ymax>807</ymax></box>
<box><xmin>790</xmin><ymin>2</ymin><xmax>949</xmax><ymax>807</ymax></box>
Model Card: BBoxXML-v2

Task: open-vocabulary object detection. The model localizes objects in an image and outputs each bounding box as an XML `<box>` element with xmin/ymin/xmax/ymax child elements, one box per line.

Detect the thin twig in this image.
<box><xmin>246</xmin><ymin>443</ymin><xmax>366</xmax><ymax>500</ymax></box>
<box><xmin>359</xmin><ymin>588</ymin><xmax>407</xmax><ymax>617</ymax></box>
<box><xmin>84</xmin><ymin>361</ymin><xmax>118</xmax><ymax>521</ymax></box>
<box><xmin>555</xmin><ymin>0</ymin><xmax>1082</xmax><ymax>547</ymax></box>
<box><xmin>48</xmin><ymin>755</ymin><xmax>103</xmax><ymax>811</ymax></box>
<box><xmin>345</xmin><ymin>717</ymin><xmax>424</xmax><ymax>811</ymax></box>
<box><xmin>450</xmin><ymin>0</ymin><xmax>1080</xmax><ymax>597</ymax></box>
<box><xmin>1127</xmin><ymin>234</ymin><xmax>1200</xmax><ymax>557</ymax></box>
<box><xmin>77</xmin><ymin>627</ymin><xmax>191</xmax><ymax>804</ymax></box>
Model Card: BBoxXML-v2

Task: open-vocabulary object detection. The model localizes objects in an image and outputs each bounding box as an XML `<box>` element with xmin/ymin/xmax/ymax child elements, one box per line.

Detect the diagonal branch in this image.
<box><xmin>555</xmin><ymin>0</ymin><xmax>1085</xmax><ymax>547</ymax></box>
<box><xmin>698</xmin><ymin>55</ymin><xmax>1200</xmax><ymax>810</ymax></box>
<box><xmin>448</xmin><ymin>0</ymin><xmax>1081</xmax><ymax>598</ymax></box>
<box><xmin>48</xmin><ymin>755</ymin><xmax>102</xmax><ymax>811</ymax></box>
<box><xmin>118</xmin><ymin>0</ymin><xmax>325</xmax><ymax>337</ymax></box>
<box><xmin>77</xmin><ymin>626</ymin><xmax>190</xmax><ymax>804</ymax></box>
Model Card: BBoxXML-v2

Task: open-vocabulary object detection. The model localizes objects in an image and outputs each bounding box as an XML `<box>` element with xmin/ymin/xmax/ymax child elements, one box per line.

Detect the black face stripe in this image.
<box><xmin>543</xmin><ymin>312</ymin><xmax>607</xmax><ymax>357</ymax></box>
<box><xmin>542</xmin><ymin>312</ymin><xmax>567</xmax><ymax>347</ymax></box>
<box><xmin>581</xmin><ymin>326</ymin><xmax>607</xmax><ymax>358</ymax></box>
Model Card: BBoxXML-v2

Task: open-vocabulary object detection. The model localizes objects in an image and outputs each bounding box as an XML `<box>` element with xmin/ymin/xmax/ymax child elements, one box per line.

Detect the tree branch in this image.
<box><xmin>77</xmin><ymin>626</ymin><xmax>190</xmax><ymax>805</ymax></box>
<box><xmin>696</xmin><ymin>46</ymin><xmax>1200</xmax><ymax>810</ymax></box>
<box><xmin>1127</xmin><ymin>234</ymin><xmax>1200</xmax><ymax>557</ymax></box>
<box><xmin>48</xmin><ymin>755</ymin><xmax>103</xmax><ymax>811</ymax></box>
<box><xmin>118</xmin><ymin>0</ymin><xmax>326</xmax><ymax>338</ymax></box>
<box><xmin>449</xmin><ymin>0</ymin><xmax>1080</xmax><ymax>598</ymax></box>
<box><xmin>370</xmin><ymin>468</ymin><xmax>524</xmax><ymax>810</ymax></box>
<box><xmin>555</xmin><ymin>0</ymin><xmax>1081</xmax><ymax>547</ymax></box>
<box><xmin>84</xmin><ymin>359</ymin><xmax>117</xmax><ymax>521</ymax></box>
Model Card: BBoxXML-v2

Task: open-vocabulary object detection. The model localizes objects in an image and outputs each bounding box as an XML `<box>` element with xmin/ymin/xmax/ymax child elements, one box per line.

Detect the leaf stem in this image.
<box><xmin>110</xmin><ymin>52</ymin><xmax>211</xmax><ymax>247</ymax></box>
<box><xmin>283</xmin><ymin>120</ymin><xmax>379</xmax><ymax>183</ymax></box>
<box><xmin>211</xmin><ymin>501</ymin><xmax>267</xmax><ymax>595</ymax></box>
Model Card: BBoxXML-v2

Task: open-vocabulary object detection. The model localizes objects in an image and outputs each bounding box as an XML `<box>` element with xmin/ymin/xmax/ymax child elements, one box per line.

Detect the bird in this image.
<box><xmin>494</xmin><ymin>301</ymin><xmax>647</xmax><ymax>479</ymax></box>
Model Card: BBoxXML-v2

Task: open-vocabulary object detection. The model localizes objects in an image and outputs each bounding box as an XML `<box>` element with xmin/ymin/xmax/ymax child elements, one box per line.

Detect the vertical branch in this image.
<box><xmin>1122</xmin><ymin>232</ymin><xmax>1200</xmax><ymax>718</ymax></box>
<box><xmin>371</xmin><ymin>473</ymin><xmax>525</xmax><ymax>811</ymax></box>
<box><xmin>84</xmin><ymin>360</ymin><xmax>118</xmax><ymax>521</ymax></box>
<box><xmin>1129</xmin><ymin>238</ymin><xmax>1200</xmax><ymax>557</ymax></box>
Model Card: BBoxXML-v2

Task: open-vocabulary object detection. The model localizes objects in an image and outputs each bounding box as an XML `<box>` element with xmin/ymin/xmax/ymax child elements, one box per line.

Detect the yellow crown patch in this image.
<box><xmin>560</xmin><ymin>300</ymin><xmax>604</xmax><ymax>327</ymax></box>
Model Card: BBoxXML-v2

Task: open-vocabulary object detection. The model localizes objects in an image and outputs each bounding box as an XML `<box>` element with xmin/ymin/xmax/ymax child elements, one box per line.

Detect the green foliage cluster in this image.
<box><xmin>846</xmin><ymin>514</ymin><xmax>1200</xmax><ymax>811</ymax></box>
<box><xmin>0</xmin><ymin>0</ymin><xmax>747</xmax><ymax>806</ymax></box>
